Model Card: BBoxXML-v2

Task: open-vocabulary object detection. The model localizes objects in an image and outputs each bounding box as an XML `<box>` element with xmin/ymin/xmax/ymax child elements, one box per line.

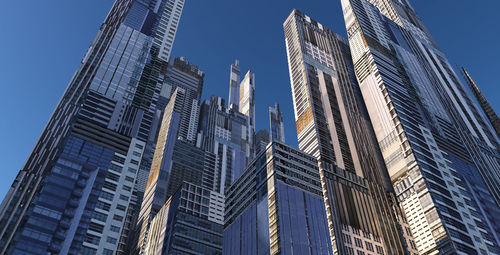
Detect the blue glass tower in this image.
<box><xmin>0</xmin><ymin>1</ymin><xmax>188</xmax><ymax>254</ymax></box>
<box><xmin>224</xmin><ymin>141</ymin><xmax>332</xmax><ymax>255</ymax></box>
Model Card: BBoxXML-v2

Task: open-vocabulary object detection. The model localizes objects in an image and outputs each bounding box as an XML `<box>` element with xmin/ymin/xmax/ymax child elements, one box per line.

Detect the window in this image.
<box><xmin>85</xmin><ymin>233</ymin><xmax>101</xmax><ymax>245</ymax></box>
<box><xmin>110</xmin><ymin>225</ymin><xmax>120</xmax><ymax>233</ymax></box>
<box><xmin>103</xmin><ymin>248</ymin><xmax>114</xmax><ymax>255</ymax></box>
<box><xmin>119</xmin><ymin>195</ymin><xmax>129</xmax><ymax>201</ymax></box>
<box><xmin>123</xmin><ymin>185</ymin><xmax>131</xmax><ymax>192</ymax></box>
<box><xmin>125</xmin><ymin>176</ymin><xmax>134</xmax><ymax>183</ymax></box>
<box><xmin>106</xmin><ymin>236</ymin><xmax>117</xmax><ymax>244</ymax></box>
<box><xmin>103</xmin><ymin>181</ymin><xmax>117</xmax><ymax>191</ymax></box>
<box><xmin>109</xmin><ymin>164</ymin><xmax>122</xmax><ymax>173</ymax></box>
<box><xmin>113</xmin><ymin>215</ymin><xmax>123</xmax><ymax>222</ymax></box>
<box><xmin>376</xmin><ymin>245</ymin><xmax>384</xmax><ymax>255</ymax></box>
<box><xmin>106</xmin><ymin>172</ymin><xmax>120</xmax><ymax>182</ymax></box>
<box><xmin>354</xmin><ymin>237</ymin><xmax>363</xmax><ymax>248</ymax></box>
<box><xmin>100</xmin><ymin>191</ymin><xmax>114</xmax><ymax>201</ymax></box>
<box><xmin>96</xmin><ymin>201</ymin><xmax>111</xmax><ymax>211</ymax></box>
<box><xmin>88</xmin><ymin>222</ymin><xmax>104</xmax><ymax>233</ymax></box>
<box><xmin>92</xmin><ymin>211</ymin><xmax>108</xmax><ymax>222</ymax></box>
<box><xmin>116</xmin><ymin>204</ymin><xmax>126</xmax><ymax>211</ymax></box>
<box><xmin>80</xmin><ymin>247</ymin><xmax>97</xmax><ymax>255</ymax></box>
<box><xmin>366</xmin><ymin>241</ymin><xmax>374</xmax><ymax>251</ymax></box>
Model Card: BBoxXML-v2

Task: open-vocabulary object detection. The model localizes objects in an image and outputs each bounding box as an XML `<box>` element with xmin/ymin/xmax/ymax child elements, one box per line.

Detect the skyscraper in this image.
<box><xmin>269</xmin><ymin>103</ymin><xmax>285</xmax><ymax>143</ymax></box>
<box><xmin>461</xmin><ymin>67</ymin><xmax>500</xmax><ymax>138</ymax></box>
<box><xmin>142</xmin><ymin>182</ymin><xmax>223</xmax><ymax>255</ymax></box>
<box><xmin>0</xmin><ymin>1</ymin><xmax>186</xmax><ymax>254</ymax></box>
<box><xmin>254</xmin><ymin>129</ymin><xmax>270</xmax><ymax>154</ymax></box>
<box><xmin>224</xmin><ymin>141</ymin><xmax>333</xmax><ymax>255</ymax></box>
<box><xmin>135</xmin><ymin>88</ymin><xmax>188</xmax><ymax>253</ymax></box>
<box><xmin>239</xmin><ymin>70</ymin><xmax>256</xmax><ymax>159</ymax></box>
<box><xmin>340</xmin><ymin>0</ymin><xmax>500</xmax><ymax>253</ymax></box>
<box><xmin>228</xmin><ymin>60</ymin><xmax>241</xmax><ymax>110</ymax></box>
<box><xmin>284</xmin><ymin>10</ymin><xmax>414</xmax><ymax>254</ymax></box>
<box><xmin>198</xmin><ymin>95</ymin><xmax>249</xmax><ymax>192</ymax></box>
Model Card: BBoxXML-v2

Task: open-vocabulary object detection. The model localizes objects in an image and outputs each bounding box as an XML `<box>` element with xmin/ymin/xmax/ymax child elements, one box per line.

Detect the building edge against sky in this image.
<box><xmin>340</xmin><ymin>0</ymin><xmax>500</xmax><ymax>254</ymax></box>
<box><xmin>0</xmin><ymin>0</ymin><xmax>499</xmax><ymax>254</ymax></box>
<box><xmin>283</xmin><ymin>9</ymin><xmax>415</xmax><ymax>255</ymax></box>
<box><xmin>0</xmin><ymin>0</ymin><xmax>187</xmax><ymax>254</ymax></box>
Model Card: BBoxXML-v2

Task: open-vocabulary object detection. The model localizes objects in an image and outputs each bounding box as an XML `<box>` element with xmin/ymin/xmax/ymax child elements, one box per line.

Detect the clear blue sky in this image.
<box><xmin>1</xmin><ymin>0</ymin><xmax>499</xmax><ymax>199</ymax></box>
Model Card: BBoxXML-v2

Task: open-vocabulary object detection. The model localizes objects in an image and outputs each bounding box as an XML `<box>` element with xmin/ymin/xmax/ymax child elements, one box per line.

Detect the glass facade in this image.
<box><xmin>143</xmin><ymin>182</ymin><xmax>223</xmax><ymax>255</ymax></box>
<box><xmin>340</xmin><ymin>0</ymin><xmax>500</xmax><ymax>253</ymax></box>
<box><xmin>0</xmin><ymin>0</ymin><xmax>187</xmax><ymax>254</ymax></box>
<box><xmin>224</xmin><ymin>141</ymin><xmax>332</xmax><ymax>255</ymax></box>
<box><xmin>283</xmin><ymin>9</ymin><xmax>413</xmax><ymax>254</ymax></box>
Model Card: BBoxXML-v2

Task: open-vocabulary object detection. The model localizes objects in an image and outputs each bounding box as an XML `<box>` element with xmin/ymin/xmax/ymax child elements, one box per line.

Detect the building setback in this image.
<box><xmin>224</xmin><ymin>141</ymin><xmax>332</xmax><ymax>255</ymax></box>
<box><xmin>340</xmin><ymin>0</ymin><xmax>500</xmax><ymax>253</ymax></box>
<box><xmin>284</xmin><ymin>9</ymin><xmax>415</xmax><ymax>254</ymax></box>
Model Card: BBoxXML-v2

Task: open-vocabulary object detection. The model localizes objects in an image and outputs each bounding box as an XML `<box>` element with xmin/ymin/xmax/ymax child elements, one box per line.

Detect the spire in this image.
<box><xmin>462</xmin><ymin>67</ymin><xmax>500</xmax><ymax>137</ymax></box>
<box><xmin>228</xmin><ymin>59</ymin><xmax>241</xmax><ymax>110</ymax></box>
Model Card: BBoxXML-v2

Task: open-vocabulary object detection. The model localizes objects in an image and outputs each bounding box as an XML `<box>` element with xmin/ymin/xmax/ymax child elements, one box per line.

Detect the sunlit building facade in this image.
<box><xmin>284</xmin><ymin>9</ymin><xmax>414</xmax><ymax>254</ymax></box>
<box><xmin>340</xmin><ymin>0</ymin><xmax>500</xmax><ymax>253</ymax></box>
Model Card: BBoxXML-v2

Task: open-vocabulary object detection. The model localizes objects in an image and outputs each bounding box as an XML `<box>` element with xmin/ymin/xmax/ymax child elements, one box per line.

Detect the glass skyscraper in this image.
<box><xmin>284</xmin><ymin>9</ymin><xmax>415</xmax><ymax>254</ymax></box>
<box><xmin>340</xmin><ymin>0</ymin><xmax>500</xmax><ymax>253</ymax></box>
<box><xmin>224</xmin><ymin>141</ymin><xmax>332</xmax><ymax>255</ymax></box>
<box><xmin>0</xmin><ymin>0</ymin><xmax>186</xmax><ymax>254</ymax></box>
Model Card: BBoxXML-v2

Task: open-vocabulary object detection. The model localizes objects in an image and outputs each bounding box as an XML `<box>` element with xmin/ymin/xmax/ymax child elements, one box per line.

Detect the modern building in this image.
<box><xmin>269</xmin><ymin>103</ymin><xmax>285</xmax><ymax>143</ymax></box>
<box><xmin>198</xmin><ymin>95</ymin><xmax>250</xmax><ymax>191</ymax></box>
<box><xmin>284</xmin><ymin>10</ymin><xmax>415</xmax><ymax>254</ymax></box>
<box><xmin>228</xmin><ymin>60</ymin><xmax>241</xmax><ymax>110</ymax></box>
<box><xmin>461</xmin><ymin>67</ymin><xmax>500</xmax><ymax>138</ymax></box>
<box><xmin>161</xmin><ymin>57</ymin><xmax>205</xmax><ymax>144</ymax></box>
<box><xmin>224</xmin><ymin>141</ymin><xmax>332</xmax><ymax>255</ymax></box>
<box><xmin>254</xmin><ymin>129</ymin><xmax>270</xmax><ymax>155</ymax></box>
<box><xmin>0</xmin><ymin>1</ymin><xmax>186</xmax><ymax>254</ymax></box>
<box><xmin>340</xmin><ymin>0</ymin><xmax>500</xmax><ymax>253</ymax></box>
<box><xmin>239</xmin><ymin>70</ymin><xmax>256</xmax><ymax>159</ymax></box>
<box><xmin>142</xmin><ymin>182</ymin><xmax>223</xmax><ymax>255</ymax></box>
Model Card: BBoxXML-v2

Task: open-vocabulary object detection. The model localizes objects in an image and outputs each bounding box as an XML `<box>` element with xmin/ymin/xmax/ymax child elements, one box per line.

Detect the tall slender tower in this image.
<box><xmin>134</xmin><ymin>88</ymin><xmax>186</xmax><ymax>253</ymax></box>
<box><xmin>284</xmin><ymin>10</ymin><xmax>414</xmax><ymax>254</ymax></box>
<box><xmin>461</xmin><ymin>67</ymin><xmax>500</xmax><ymax>138</ymax></box>
<box><xmin>228</xmin><ymin>60</ymin><xmax>241</xmax><ymax>110</ymax></box>
<box><xmin>0</xmin><ymin>1</ymin><xmax>186</xmax><ymax>254</ymax></box>
<box><xmin>341</xmin><ymin>0</ymin><xmax>500</xmax><ymax>253</ymax></box>
<box><xmin>239</xmin><ymin>71</ymin><xmax>256</xmax><ymax>159</ymax></box>
<box><xmin>269</xmin><ymin>103</ymin><xmax>285</xmax><ymax>143</ymax></box>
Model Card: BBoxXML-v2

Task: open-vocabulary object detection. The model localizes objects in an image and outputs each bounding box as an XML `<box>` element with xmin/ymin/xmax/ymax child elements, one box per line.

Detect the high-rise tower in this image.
<box><xmin>228</xmin><ymin>60</ymin><xmax>241</xmax><ymax>110</ymax></box>
<box><xmin>340</xmin><ymin>0</ymin><xmax>500</xmax><ymax>253</ymax></box>
<box><xmin>284</xmin><ymin>10</ymin><xmax>414</xmax><ymax>254</ymax></box>
<box><xmin>269</xmin><ymin>103</ymin><xmax>285</xmax><ymax>143</ymax></box>
<box><xmin>0</xmin><ymin>1</ymin><xmax>186</xmax><ymax>254</ymax></box>
<box><xmin>239</xmin><ymin>71</ymin><xmax>256</xmax><ymax>159</ymax></box>
<box><xmin>198</xmin><ymin>95</ymin><xmax>249</xmax><ymax>192</ymax></box>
